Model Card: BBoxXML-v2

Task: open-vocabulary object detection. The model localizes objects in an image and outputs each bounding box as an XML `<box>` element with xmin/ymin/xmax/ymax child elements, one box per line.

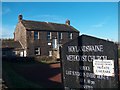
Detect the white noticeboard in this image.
<box><xmin>48</xmin><ymin>43</ymin><xmax>51</xmax><ymax>45</ymax></box>
<box><xmin>93</xmin><ymin>59</ymin><xmax>114</xmax><ymax>76</ymax></box>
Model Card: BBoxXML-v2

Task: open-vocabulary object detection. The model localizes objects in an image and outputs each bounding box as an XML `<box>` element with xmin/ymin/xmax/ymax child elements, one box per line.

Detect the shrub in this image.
<box><xmin>34</xmin><ymin>56</ymin><xmax>58</xmax><ymax>64</ymax></box>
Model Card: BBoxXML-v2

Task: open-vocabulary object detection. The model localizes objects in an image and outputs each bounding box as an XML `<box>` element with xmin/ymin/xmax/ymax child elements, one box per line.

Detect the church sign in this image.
<box><xmin>60</xmin><ymin>35</ymin><xmax>118</xmax><ymax>89</ymax></box>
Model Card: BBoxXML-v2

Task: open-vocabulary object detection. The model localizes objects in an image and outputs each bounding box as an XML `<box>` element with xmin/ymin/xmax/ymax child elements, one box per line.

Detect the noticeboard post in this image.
<box><xmin>60</xmin><ymin>35</ymin><xmax>119</xmax><ymax>89</ymax></box>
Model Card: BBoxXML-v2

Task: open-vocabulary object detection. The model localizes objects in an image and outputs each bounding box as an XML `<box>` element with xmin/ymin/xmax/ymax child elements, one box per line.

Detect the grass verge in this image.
<box><xmin>3</xmin><ymin>61</ymin><xmax>42</xmax><ymax>88</ymax></box>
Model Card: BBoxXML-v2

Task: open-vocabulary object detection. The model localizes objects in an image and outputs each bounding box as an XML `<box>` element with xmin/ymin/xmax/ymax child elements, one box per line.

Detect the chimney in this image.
<box><xmin>18</xmin><ymin>14</ymin><xmax>23</xmax><ymax>22</ymax></box>
<box><xmin>65</xmin><ymin>19</ymin><xmax>70</xmax><ymax>25</ymax></box>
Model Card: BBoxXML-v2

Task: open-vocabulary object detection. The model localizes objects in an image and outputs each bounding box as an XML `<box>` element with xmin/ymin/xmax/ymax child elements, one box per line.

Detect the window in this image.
<box><xmin>12</xmin><ymin>51</ymin><xmax>17</xmax><ymax>56</ymax></box>
<box><xmin>34</xmin><ymin>47</ymin><xmax>40</xmax><ymax>55</ymax></box>
<box><xmin>34</xmin><ymin>31</ymin><xmax>39</xmax><ymax>40</ymax></box>
<box><xmin>58</xmin><ymin>32</ymin><xmax>62</xmax><ymax>40</ymax></box>
<box><xmin>47</xmin><ymin>32</ymin><xmax>52</xmax><ymax>40</ymax></box>
<box><xmin>68</xmin><ymin>33</ymin><xmax>73</xmax><ymax>39</ymax></box>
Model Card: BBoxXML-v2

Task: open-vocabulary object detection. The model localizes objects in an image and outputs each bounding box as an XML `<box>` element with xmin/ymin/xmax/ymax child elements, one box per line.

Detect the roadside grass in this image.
<box><xmin>3</xmin><ymin>61</ymin><xmax>42</xmax><ymax>88</ymax></box>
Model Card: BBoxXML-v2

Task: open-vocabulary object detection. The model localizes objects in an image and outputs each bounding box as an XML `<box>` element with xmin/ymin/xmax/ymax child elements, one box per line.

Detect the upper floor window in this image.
<box><xmin>35</xmin><ymin>47</ymin><xmax>40</xmax><ymax>55</ymax></box>
<box><xmin>47</xmin><ymin>32</ymin><xmax>52</xmax><ymax>40</ymax></box>
<box><xmin>58</xmin><ymin>32</ymin><xmax>62</xmax><ymax>40</ymax></box>
<box><xmin>68</xmin><ymin>33</ymin><xmax>73</xmax><ymax>39</ymax></box>
<box><xmin>34</xmin><ymin>31</ymin><xmax>39</xmax><ymax>40</ymax></box>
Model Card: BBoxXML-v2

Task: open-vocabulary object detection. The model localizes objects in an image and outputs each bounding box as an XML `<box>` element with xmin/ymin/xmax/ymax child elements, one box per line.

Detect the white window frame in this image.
<box><xmin>69</xmin><ymin>33</ymin><xmax>73</xmax><ymax>39</ymax></box>
<box><xmin>24</xmin><ymin>50</ymin><xmax>27</xmax><ymax>57</ymax></box>
<box><xmin>35</xmin><ymin>47</ymin><xmax>40</xmax><ymax>55</ymax></box>
<box><xmin>58</xmin><ymin>32</ymin><xmax>62</xmax><ymax>40</ymax></box>
<box><xmin>38</xmin><ymin>32</ymin><xmax>40</xmax><ymax>39</ymax></box>
<box><xmin>20</xmin><ymin>51</ymin><xmax>24</xmax><ymax>57</ymax></box>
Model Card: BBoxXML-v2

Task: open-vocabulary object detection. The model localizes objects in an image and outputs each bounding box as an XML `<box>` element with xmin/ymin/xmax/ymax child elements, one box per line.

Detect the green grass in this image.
<box><xmin>3</xmin><ymin>61</ymin><xmax>42</xmax><ymax>88</ymax></box>
<box><xmin>34</xmin><ymin>56</ymin><xmax>60</xmax><ymax>64</ymax></box>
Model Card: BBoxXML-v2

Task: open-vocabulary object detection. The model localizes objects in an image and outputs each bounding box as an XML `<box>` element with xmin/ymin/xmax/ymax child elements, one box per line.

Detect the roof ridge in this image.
<box><xmin>22</xmin><ymin>19</ymin><xmax>68</xmax><ymax>26</ymax></box>
<box><xmin>21</xmin><ymin>19</ymin><xmax>79</xmax><ymax>32</ymax></box>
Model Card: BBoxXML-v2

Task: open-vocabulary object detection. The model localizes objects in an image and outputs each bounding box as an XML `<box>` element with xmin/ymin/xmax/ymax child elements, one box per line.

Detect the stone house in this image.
<box><xmin>2</xmin><ymin>40</ymin><xmax>24</xmax><ymax>57</ymax></box>
<box><xmin>14</xmin><ymin>15</ymin><xmax>79</xmax><ymax>58</ymax></box>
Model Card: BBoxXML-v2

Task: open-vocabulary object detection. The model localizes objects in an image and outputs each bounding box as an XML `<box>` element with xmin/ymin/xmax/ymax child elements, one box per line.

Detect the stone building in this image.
<box><xmin>2</xmin><ymin>40</ymin><xmax>23</xmax><ymax>57</ymax></box>
<box><xmin>13</xmin><ymin>15</ymin><xmax>79</xmax><ymax>58</ymax></box>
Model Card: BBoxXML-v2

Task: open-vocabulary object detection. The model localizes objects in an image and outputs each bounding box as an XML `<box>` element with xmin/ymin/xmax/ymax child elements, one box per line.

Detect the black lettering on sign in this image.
<box><xmin>61</xmin><ymin>35</ymin><xmax>118</xmax><ymax>89</ymax></box>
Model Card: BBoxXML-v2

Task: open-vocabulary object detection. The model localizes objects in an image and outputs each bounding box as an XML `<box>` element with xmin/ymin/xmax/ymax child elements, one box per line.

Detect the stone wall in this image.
<box><xmin>26</xmin><ymin>30</ymin><xmax>79</xmax><ymax>57</ymax></box>
<box><xmin>14</xmin><ymin>21</ymin><xmax>79</xmax><ymax>57</ymax></box>
<box><xmin>14</xmin><ymin>22</ymin><xmax>27</xmax><ymax>50</ymax></box>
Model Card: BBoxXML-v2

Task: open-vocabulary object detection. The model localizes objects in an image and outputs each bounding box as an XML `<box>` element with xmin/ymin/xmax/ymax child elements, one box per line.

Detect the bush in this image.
<box><xmin>34</xmin><ymin>56</ymin><xmax>58</xmax><ymax>64</ymax></box>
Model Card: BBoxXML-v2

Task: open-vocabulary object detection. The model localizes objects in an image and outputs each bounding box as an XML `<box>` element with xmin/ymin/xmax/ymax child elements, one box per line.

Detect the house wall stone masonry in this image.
<box><xmin>26</xmin><ymin>30</ymin><xmax>79</xmax><ymax>57</ymax></box>
<box><xmin>14</xmin><ymin>15</ymin><xmax>79</xmax><ymax>58</ymax></box>
<box><xmin>14</xmin><ymin>22</ymin><xmax>27</xmax><ymax>50</ymax></box>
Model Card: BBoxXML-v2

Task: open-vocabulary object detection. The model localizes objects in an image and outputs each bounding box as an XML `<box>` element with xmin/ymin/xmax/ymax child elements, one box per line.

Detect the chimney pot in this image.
<box><xmin>18</xmin><ymin>14</ymin><xmax>23</xmax><ymax>21</ymax></box>
<box><xmin>66</xmin><ymin>19</ymin><xmax>70</xmax><ymax>25</ymax></box>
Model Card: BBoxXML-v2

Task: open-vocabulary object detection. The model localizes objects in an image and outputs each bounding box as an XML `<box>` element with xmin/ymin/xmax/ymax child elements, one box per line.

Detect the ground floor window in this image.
<box><xmin>35</xmin><ymin>47</ymin><xmax>40</xmax><ymax>55</ymax></box>
<box><xmin>24</xmin><ymin>50</ymin><xmax>27</xmax><ymax>57</ymax></box>
<box><xmin>19</xmin><ymin>50</ymin><xmax>27</xmax><ymax>57</ymax></box>
<box><xmin>20</xmin><ymin>51</ymin><xmax>24</xmax><ymax>57</ymax></box>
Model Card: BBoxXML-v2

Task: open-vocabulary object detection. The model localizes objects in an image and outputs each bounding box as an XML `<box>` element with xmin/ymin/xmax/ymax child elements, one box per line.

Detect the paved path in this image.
<box><xmin>49</xmin><ymin>63</ymin><xmax>61</xmax><ymax>83</ymax></box>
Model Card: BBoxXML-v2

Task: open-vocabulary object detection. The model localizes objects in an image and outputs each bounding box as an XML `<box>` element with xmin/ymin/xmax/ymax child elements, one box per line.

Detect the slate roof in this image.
<box><xmin>2</xmin><ymin>41</ymin><xmax>22</xmax><ymax>49</ymax></box>
<box><xmin>21</xmin><ymin>20</ymin><xmax>79</xmax><ymax>32</ymax></box>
